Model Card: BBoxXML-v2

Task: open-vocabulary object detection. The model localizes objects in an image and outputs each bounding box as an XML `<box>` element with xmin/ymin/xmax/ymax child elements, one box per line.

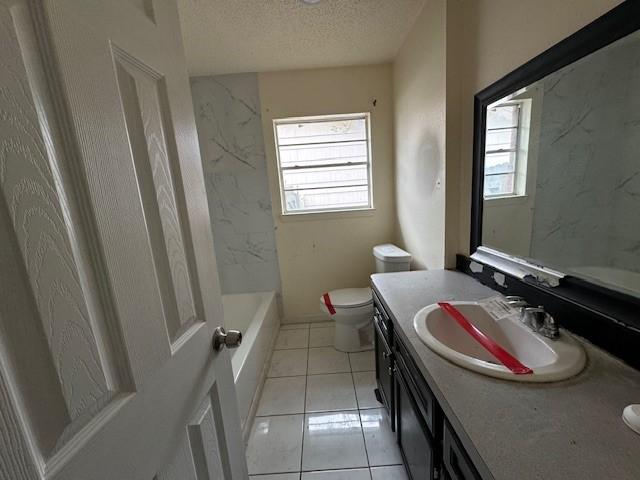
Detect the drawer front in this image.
<box><xmin>443</xmin><ymin>420</ymin><xmax>481</xmax><ymax>480</ymax></box>
<box><xmin>374</xmin><ymin>306</ymin><xmax>391</xmax><ymax>343</ymax></box>
<box><xmin>373</xmin><ymin>291</ymin><xmax>392</xmax><ymax>342</ymax></box>
<box><xmin>396</xmin><ymin>361</ymin><xmax>435</xmax><ymax>480</ymax></box>
<box><xmin>395</xmin><ymin>336</ymin><xmax>438</xmax><ymax>438</ymax></box>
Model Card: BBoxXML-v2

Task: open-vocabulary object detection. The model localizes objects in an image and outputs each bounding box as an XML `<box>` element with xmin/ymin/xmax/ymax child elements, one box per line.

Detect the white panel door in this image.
<box><xmin>0</xmin><ymin>0</ymin><xmax>247</xmax><ymax>479</ymax></box>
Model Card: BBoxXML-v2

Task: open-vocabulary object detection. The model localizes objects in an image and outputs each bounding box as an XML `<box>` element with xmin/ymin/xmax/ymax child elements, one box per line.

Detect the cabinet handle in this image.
<box><xmin>382</xmin><ymin>351</ymin><xmax>389</xmax><ymax>359</ymax></box>
<box><xmin>388</xmin><ymin>366</ymin><xmax>393</xmax><ymax>376</ymax></box>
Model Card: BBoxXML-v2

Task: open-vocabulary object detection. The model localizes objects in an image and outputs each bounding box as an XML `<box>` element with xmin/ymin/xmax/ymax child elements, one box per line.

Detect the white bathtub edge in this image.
<box><xmin>242</xmin><ymin>323</ymin><xmax>279</xmax><ymax>443</ymax></box>
<box><xmin>225</xmin><ymin>291</ymin><xmax>280</xmax><ymax>441</ymax></box>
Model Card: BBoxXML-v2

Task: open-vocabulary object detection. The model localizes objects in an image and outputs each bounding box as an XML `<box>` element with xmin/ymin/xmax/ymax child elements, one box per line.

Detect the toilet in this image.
<box><xmin>320</xmin><ymin>244</ymin><xmax>412</xmax><ymax>352</ymax></box>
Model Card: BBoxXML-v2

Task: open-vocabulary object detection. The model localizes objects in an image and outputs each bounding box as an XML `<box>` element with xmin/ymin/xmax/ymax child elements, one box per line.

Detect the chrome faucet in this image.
<box><xmin>505</xmin><ymin>296</ymin><xmax>559</xmax><ymax>340</ymax></box>
<box><xmin>505</xmin><ymin>296</ymin><xmax>528</xmax><ymax>309</ymax></box>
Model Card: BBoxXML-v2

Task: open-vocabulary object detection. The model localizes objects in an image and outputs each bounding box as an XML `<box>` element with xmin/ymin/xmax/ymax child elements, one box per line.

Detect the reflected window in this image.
<box><xmin>484</xmin><ymin>103</ymin><xmax>523</xmax><ymax>198</ymax></box>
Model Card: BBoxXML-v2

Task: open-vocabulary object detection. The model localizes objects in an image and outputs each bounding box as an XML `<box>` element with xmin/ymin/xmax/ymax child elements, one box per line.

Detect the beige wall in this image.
<box><xmin>453</xmin><ymin>0</ymin><xmax>624</xmax><ymax>260</ymax></box>
<box><xmin>393</xmin><ymin>0</ymin><xmax>447</xmax><ymax>270</ymax></box>
<box><xmin>393</xmin><ymin>0</ymin><xmax>623</xmax><ymax>268</ymax></box>
<box><xmin>258</xmin><ymin>65</ymin><xmax>395</xmax><ymax>322</ymax></box>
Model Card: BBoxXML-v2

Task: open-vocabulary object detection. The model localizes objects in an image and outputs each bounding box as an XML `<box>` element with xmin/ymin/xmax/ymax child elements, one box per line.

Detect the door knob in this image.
<box><xmin>212</xmin><ymin>326</ymin><xmax>242</xmax><ymax>351</ymax></box>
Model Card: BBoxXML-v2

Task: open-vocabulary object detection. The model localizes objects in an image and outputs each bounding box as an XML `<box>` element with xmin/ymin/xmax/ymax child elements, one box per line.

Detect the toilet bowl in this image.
<box><xmin>320</xmin><ymin>244</ymin><xmax>411</xmax><ymax>352</ymax></box>
<box><xmin>320</xmin><ymin>287</ymin><xmax>374</xmax><ymax>352</ymax></box>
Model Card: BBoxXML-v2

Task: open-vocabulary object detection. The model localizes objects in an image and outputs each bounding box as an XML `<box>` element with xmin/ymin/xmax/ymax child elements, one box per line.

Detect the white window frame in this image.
<box><xmin>273</xmin><ymin>112</ymin><xmax>374</xmax><ymax>216</ymax></box>
<box><xmin>483</xmin><ymin>102</ymin><xmax>522</xmax><ymax>199</ymax></box>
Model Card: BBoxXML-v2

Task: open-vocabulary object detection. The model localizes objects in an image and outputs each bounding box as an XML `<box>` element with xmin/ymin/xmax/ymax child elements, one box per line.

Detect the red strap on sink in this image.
<box><xmin>323</xmin><ymin>293</ymin><xmax>336</xmax><ymax>315</ymax></box>
<box><xmin>438</xmin><ymin>302</ymin><xmax>533</xmax><ymax>375</ymax></box>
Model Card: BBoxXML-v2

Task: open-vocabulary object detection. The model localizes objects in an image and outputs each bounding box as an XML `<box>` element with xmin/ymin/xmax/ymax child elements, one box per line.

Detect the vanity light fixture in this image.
<box><xmin>301</xmin><ymin>0</ymin><xmax>322</xmax><ymax>4</ymax></box>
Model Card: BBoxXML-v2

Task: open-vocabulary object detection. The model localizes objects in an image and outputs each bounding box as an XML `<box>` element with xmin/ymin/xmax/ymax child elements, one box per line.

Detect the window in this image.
<box><xmin>484</xmin><ymin>103</ymin><xmax>521</xmax><ymax>198</ymax></box>
<box><xmin>273</xmin><ymin>113</ymin><xmax>373</xmax><ymax>215</ymax></box>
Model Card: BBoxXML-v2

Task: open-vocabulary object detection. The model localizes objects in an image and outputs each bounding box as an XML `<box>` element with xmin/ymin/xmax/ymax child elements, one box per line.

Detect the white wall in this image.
<box><xmin>393</xmin><ymin>0</ymin><xmax>446</xmax><ymax>270</ymax></box>
<box><xmin>258</xmin><ymin>64</ymin><xmax>396</xmax><ymax>322</ymax></box>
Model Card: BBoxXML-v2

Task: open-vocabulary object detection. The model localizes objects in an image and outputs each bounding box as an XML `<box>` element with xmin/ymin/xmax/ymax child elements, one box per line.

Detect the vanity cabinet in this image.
<box><xmin>374</xmin><ymin>292</ymin><xmax>394</xmax><ymax>428</ymax></box>
<box><xmin>394</xmin><ymin>339</ymin><xmax>437</xmax><ymax>480</ymax></box>
<box><xmin>443</xmin><ymin>420</ymin><xmax>481</xmax><ymax>480</ymax></box>
<box><xmin>373</xmin><ymin>293</ymin><xmax>482</xmax><ymax>480</ymax></box>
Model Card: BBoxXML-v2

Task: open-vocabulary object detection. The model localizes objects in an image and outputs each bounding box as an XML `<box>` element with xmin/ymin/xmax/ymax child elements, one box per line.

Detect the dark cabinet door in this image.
<box><xmin>443</xmin><ymin>420</ymin><xmax>481</xmax><ymax>480</ymax></box>
<box><xmin>395</xmin><ymin>360</ymin><xmax>435</xmax><ymax>480</ymax></box>
<box><xmin>374</xmin><ymin>311</ymin><xmax>394</xmax><ymax>426</ymax></box>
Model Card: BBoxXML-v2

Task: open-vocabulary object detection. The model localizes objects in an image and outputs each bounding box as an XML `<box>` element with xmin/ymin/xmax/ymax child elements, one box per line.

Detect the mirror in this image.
<box><xmin>478</xmin><ymin>28</ymin><xmax>640</xmax><ymax>297</ymax></box>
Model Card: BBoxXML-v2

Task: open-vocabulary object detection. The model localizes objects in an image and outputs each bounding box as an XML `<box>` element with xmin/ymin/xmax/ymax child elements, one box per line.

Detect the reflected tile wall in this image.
<box><xmin>530</xmin><ymin>38</ymin><xmax>640</xmax><ymax>272</ymax></box>
<box><xmin>191</xmin><ymin>73</ymin><xmax>281</xmax><ymax>294</ymax></box>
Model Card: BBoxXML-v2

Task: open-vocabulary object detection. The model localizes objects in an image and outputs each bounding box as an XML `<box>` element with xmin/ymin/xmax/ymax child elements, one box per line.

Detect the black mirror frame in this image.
<box><xmin>470</xmin><ymin>0</ymin><xmax>640</xmax><ymax>253</ymax></box>
<box><xmin>464</xmin><ymin>0</ymin><xmax>640</xmax><ymax>369</ymax></box>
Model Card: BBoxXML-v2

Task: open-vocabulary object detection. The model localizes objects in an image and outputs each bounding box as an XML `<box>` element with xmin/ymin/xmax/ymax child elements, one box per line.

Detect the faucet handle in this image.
<box><xmin>524</xmin><ymin>306</ymin><xmax>546</xmax><ymax>314</ymax></box>
<box><xmin>506</xmin><ymin>295</ymin><xmax>525</xmax><ymax>302</ymax></box>
<box><xmin>506</xmin><ymin>296</ymin><xmax>528</xmax><ymax>308</ymax></box>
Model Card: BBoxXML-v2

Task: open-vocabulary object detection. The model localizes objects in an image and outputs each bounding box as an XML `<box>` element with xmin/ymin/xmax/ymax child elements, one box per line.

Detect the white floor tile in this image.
<box><xmin>281</xmin><ymin>323</ymin><xmax>310</xmax><ymax>330</ymax></box>
<box><xmin>309</xmin><ymin>325</ymin><xmax>335</xmax><ymax>348</ymax></box>
<box><xmin>250</xmin><ymin>474</ymin><xmax>300</xmax><ymax>480</ymax></box>
<box><xmin>305</xmin><ymin>373</ymin><xmax>357</xmax><ymax>413</ymax></box>
<box><xmin>301</xmin><ymin>468</ymin><xmax>371</xmax><ymax>480</ymax></box>
<box><xmin>308</xmin><ymin>347</ymin><xmax>350</xmax><ymax>375</ymax></box>
<box><xmin>276</xmin><ymin>328</ymin><xmax>309</xmax><ymax>350</ymax></box>
<box><xmin>268</xmin><ymin>349</ymin><xmax>308</xmax><ymax>377</ymax></box>
<box><xmin>359</xmin><ymin>409</ymin><xmax>402</xmax><ymax>466</ymax></box>
<box><xmin>246</xmin><ymin>415</ymin><xmax>304</xmax><ymax>475</ymax></box>
<box><xmin>257</xmin><ymin>376</ymin><xmax>306</xmax><ymax>416</ymax></box>
<box><xmin>349</xmin><ymin>350</ymin><xmax>375</xmax><ymax>372</ymax></box>
<box><xmin>302</xmin><ymin>411</ymin><xmax>368</xmax><ymax>471</ymax></box>
<box><xmin>353</xmin><ymin>371</ymin><xmax>379</xmax><ymax>409</ymax></box>
<box><xmin>369</xmin><ymin>466</ymin><xmax>408</xmax><ymax>480</ymax></box>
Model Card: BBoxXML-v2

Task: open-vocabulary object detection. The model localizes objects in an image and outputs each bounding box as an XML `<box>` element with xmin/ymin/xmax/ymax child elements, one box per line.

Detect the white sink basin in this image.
<box><xmin>413</xmin><ymin>300</ymin><xmax>586</xmax><ymax>382</ymax></box>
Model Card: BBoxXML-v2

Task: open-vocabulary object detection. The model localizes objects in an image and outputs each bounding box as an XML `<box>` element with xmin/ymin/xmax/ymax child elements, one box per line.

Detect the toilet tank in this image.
<box><xmin>373</xmin><ymin>244</ymin><xmax>412</xmax><ymax>273</ymax></box>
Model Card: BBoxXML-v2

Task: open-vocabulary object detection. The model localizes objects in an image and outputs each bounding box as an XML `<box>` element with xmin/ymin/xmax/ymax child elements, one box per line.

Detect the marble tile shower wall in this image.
<box><xmin>531</xmin><ymin>41</ymin><xmax>640</xmax><ymax>272</ymax></box>
<box><xmin>191</xmin><ymin>74</ymin><xmax>281</xmax><ymax>294</ymax></box>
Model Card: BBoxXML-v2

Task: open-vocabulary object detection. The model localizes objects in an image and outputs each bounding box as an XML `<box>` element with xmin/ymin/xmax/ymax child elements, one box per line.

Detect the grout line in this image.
<box><xmin>300</xmin><ymin>345</ymin><xmax>309</xmax><ymax>472</ymax></box>
<box><xmin>305</xmin><ymin>372</ymin><xmax>354</xmax><ymax>381</ymax></box>
<box><xmin>250</xmin><ymin>464</ymin><xmax>402</xmax><ymax>476</ymax></box>
<box><xmin>350</xmin><ymin>353</ymin><xmax>373</xmax><ymax>469</ymax></box>
<box><xmin>355</xmin><ymin>374</ymin><xmax>372</xmax><ymax>468</ymax></box>
<box><xmin>349</xmin><ymin>365</ymin><xmax>371</xmax><ymax>468</ymax></box>
<box><xmin>252</xmin><ymin>465</ymin><xmax>390</xmax><ymax>477</ymax></box>
<box><xmin>254</xmin><ymin>405</ymin><xmax>380</xmax><ymax>419</ymax></box>
<box><xmin>351</xmin><ymin>369</ymin><xmax>360</xmax><ymax>410</ymax></box>
<box><xmin>274</xmin><ymin>346</ymin><xmax>310</xmax><ymax>351</ymax></box>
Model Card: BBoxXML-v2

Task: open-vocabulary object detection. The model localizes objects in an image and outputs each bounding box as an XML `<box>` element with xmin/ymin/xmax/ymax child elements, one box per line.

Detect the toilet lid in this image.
<box><xmin>324</xmin><ymin>287</ymin><xmax>373</xmax><ymax>308</ymax></box>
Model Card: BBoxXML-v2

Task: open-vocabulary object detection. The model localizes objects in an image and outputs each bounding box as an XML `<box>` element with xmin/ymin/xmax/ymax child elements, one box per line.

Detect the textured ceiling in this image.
<box><xmin>177</xmin><ymin>0</ymin><xmax>426</xmax><ymax>76</ymax></box>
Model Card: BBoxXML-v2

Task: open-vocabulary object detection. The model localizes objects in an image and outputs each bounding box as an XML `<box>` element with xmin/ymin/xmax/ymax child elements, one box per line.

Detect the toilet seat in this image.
<box><xmin>322</xmin><ymin>287</ymin><xmax>372</xmax><ymax>310</ymax></box>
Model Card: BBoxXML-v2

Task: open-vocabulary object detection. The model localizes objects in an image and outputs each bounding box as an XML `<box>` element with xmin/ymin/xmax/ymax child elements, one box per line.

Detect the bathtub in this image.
<box><xmin>222</xmin><ymin>291</ymin><xmax>279</xmax><ymax>437</ymax></box>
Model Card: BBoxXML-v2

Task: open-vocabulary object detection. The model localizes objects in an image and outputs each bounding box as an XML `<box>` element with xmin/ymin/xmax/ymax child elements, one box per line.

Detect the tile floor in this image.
<box><xmin>247</xmin><ymin>322</ymin><xmax>408</xmax><ymax>480</ymax></box>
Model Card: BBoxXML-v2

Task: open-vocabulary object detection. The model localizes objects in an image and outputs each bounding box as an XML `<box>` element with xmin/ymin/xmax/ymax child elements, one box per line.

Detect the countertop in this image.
<box><xmin>371</xmin><ymin>269</ymin><xmax>640</xmax><ymax>480</ymax></box>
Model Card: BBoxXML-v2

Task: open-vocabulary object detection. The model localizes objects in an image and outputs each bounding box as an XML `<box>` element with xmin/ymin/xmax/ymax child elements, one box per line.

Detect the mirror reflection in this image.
<box><xmin>481</xmin><ymin>30</ymin><xmax>640</xmax><ymax>297</ymax></box>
